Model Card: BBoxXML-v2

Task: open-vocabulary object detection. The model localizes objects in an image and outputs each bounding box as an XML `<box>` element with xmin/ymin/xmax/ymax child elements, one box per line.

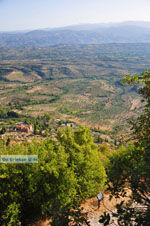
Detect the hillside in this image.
<box><xmin>0</xmin><ymin>44</ymin><xmax>150</xmax><ymax>136</ymax></box>
<box><xmin>0</xmin><ymin>25</ymin><xmax>150</xmax><ymax>225</ymax></box>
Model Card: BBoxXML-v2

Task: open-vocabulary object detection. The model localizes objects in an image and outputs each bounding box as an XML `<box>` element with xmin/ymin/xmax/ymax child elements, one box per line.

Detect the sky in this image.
<box><xmin>0</xmin><ymin>0</ymin><xmax>150</xmax><ymax>31</ymax></box>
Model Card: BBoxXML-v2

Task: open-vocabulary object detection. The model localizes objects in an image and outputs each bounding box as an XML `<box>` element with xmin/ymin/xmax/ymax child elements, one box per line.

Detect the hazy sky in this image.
<box><xmin>0</xmin><ymin>0</ymin><xmax>150</xmax><ymax>31</ymax></box>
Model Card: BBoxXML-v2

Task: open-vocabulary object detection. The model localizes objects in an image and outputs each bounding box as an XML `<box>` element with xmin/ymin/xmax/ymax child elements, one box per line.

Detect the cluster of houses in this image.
<box><xmin>13</xmin><ymin>119</ymin><xmax>75</xmax><ymax>134</ymax></box>
<box><xmin>14</xmin><ymin>122</ymin><xmax>33</xmax><ymax>133</ymax></box>
<box><xmin>55</xmin><ymin>119</ymin><xmax>76</xmax><ymax>128</ymax></box>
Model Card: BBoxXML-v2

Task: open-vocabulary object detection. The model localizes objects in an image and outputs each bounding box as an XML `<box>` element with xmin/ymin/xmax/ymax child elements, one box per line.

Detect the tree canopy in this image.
<box><xmin>100</xmin><ymin>70</ymin><xmax>150</xmax><ymax>225</ymax></box>
<box><xmin>0</xmin><ymin>127</ymin><xmax>106</xmax><ymax>225</ymax></box>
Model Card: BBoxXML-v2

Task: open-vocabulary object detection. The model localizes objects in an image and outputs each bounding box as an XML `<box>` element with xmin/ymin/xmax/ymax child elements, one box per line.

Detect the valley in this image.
<box><xmin>0</xmin><ymin>44</ymin><xmax>149</xmax><ymax>138</ymax></box>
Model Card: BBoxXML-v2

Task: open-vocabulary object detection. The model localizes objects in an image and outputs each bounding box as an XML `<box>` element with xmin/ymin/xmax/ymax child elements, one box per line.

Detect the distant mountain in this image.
<box><xmin>1</xmin><ymin>21</ymin><xmax>150</xmax><ymax>47</ymax></box>
<box><xmin>50</xmin><ymin>21</ymin><xmax>150</xmax><ymax>31</ymax></box>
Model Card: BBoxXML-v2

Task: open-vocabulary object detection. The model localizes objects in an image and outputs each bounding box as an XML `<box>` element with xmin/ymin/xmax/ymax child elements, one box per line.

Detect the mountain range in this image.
<box><xmin>1</xmin><ymin>21</ymin><xmax>150</xmax><ymax>47</ymax></box>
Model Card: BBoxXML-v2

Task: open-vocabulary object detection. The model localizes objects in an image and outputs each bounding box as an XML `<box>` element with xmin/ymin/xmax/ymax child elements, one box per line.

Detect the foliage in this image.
<box><xmin>0</xmin><ymin>108</ymin><xmax>19</xmax><ymax>119</ymax></box>
<box><xmin>51</xmin><ymin>207</ymin><xmax>90</xmax><ymax>226</ymax></box>
<box><xmin>57</xmin><ymin>127</ymin><xmax>107</xmax><ymax>199</ymax></box>
<box><xmin>100</xmin><ymin>70</ymin><xmax>150</xmax><ymax>225</ymax></box>
<box><xmin>1</xmin><ymin>202</ymin><xmax>21</xmax><ymax>226</ymax></box>
<box><xmin>0</xmin><ymin>127</ymin><xmax>106</xmax><ymax>225</ymax></box>
<box><xmin>0</xmin><ymin>126</ymin><xmax>7</xmax><ymax>134</ymax></box>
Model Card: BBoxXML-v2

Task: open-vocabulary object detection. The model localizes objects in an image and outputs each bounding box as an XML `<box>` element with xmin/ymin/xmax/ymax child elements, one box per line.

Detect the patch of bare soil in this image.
<box><xmin>32</xmin><ymin>219</ymin><xmax>51</xmax><ymax>226</ymax></box>
<box><xmin>81</xmin><ymin>190</ymin><xmax>131</xmax><ymax>225</ymax></box>
<box><xmin>69</xmin><ymin>117</ymin><xmax>112</xmax><ymax>131</ymax></box>
<box><xmin>81</xmin><ymin>192</ymin><xmax>131</xmax><ymax>215</ymax></box>
<box><xmin>27</xmin><ymin>86</ymin><xmax>42</xmax><ymax>94</ymax></box>
<box><xmin>32</xmin><ymin>191</ymin><xmax>131</xmax><ymax>226</ymax></box>
<box><xmin>130</xmin><ymin>98</ymin><xmax>142</xmax><ymax>110</ymax></box>
<box><xmin>3</xmin><ymin>83</ymin><xmax>24</xmax><ymax>88</ymax></box>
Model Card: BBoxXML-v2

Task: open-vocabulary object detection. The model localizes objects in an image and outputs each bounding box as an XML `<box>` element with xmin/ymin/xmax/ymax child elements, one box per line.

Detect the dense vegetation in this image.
<box><xmin>0</xmin><ymin>70</ymin><xmax>149</xmax><ymax>225</ymax></box>
<box><xmin>0</xmin><ymin>42</ymin><xmax>150</xmax><ymax>225</ymax></box>
<box><xmin>0</xmin><ymin>127</ymin><xmax>106</xmax><ymax>225</ymax></box>
<box><xmin>100</xmin><ymin>71</ymin><xmax>150</xmax><ymax>225</ymax></box>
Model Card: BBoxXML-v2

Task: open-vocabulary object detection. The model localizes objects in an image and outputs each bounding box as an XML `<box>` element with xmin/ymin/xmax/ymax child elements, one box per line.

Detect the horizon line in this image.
<box><xmin>1</xmin><ymin>20</ymin><xmax>150</xmax><ymax>33</ymax></box>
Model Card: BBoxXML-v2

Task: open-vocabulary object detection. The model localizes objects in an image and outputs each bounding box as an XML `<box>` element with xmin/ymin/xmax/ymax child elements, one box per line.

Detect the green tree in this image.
<box><xmin>1</xmin><ymin>202</ymin><xmax>21</xmax><ymax>226</ymax></box>
<box><xmin>100</xmin><ymin>70</ymin><xmax>150</xmax><ymax>225</ymax></box>
<box><xmin>57</xmin><ymin>126</ymin><xmax>107</xmax><ymax>199</ymax></box>
<box><xmin>0</xmin><ymin>126</ymin><xmax>7</xmax><ymax>134</ymax></box>
<box><xmin>0</xmin><ymin>127</ymin><xmax>106</xmax><ymax>225</ymax></box>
